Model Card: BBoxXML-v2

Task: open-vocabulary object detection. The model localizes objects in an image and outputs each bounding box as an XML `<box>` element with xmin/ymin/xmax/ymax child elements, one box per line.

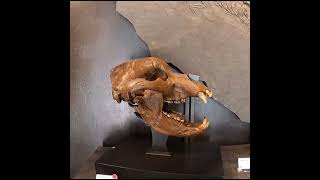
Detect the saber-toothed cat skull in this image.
<box><xmin>110</xmin><ymin>57</ymin><xmax>213</xmax><ymax>137</ymax></box>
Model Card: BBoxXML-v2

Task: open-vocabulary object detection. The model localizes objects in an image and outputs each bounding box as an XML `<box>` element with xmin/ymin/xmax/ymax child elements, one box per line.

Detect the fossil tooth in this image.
<box><xmin>172</xmin><ymin>111</ymin><xmax>182</xmax><ymax>115</ymax></box>
<box><xmin>200</xmin><ymin>117</ymin><xmax>209</xmax><ymax>129</ymax></box>
<box><xmin>198</xmin><ymin>92</ymin><xmax>207</xmax><ymax>103</ymax></box>
<box><xmin>205</xmin><ymin>89</ymin><xmax>213</xmax><ymax>97</ymax></box>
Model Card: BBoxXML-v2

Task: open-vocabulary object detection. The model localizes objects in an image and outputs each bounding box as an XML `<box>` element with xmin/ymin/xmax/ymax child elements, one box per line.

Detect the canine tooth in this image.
<box><xmin>198</xmin><ymin>92</ymin><xmax>207</xmax><ymax>103</ymax></box>
<box><xmin>205</xmin><ymin>90</ymin><xmax>213</xmax><ymax>97</ymax></box>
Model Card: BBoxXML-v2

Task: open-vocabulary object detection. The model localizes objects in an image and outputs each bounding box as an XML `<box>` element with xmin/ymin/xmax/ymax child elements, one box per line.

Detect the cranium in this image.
<box><xmin>110</xmin><ymin>57</ymin><xmax>214</xmax><ymax>137</ymax></box>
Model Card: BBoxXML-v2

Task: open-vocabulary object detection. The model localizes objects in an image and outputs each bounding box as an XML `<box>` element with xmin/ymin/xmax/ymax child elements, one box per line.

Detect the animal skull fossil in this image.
<box><xmin>110</xmin><ymin>57</ymin><xmax>213</xmax><ymax>137</ymax></box>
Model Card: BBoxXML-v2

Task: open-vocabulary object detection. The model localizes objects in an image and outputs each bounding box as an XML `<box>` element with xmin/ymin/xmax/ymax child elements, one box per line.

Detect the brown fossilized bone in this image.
<box><xmin>110</xmin><ymin>57</ymin><xmax>213</xmax><ymax>137</ymax></box>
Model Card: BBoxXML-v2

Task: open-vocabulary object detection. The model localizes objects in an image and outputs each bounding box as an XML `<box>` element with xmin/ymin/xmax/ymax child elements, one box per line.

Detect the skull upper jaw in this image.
<box><xmin>111</xmin><ymin>57</ymin><xmax>214</xmax><ymax>104</ymax></box>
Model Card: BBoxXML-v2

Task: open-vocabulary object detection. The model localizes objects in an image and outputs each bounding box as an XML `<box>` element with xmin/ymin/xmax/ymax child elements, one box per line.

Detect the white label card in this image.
<box><xmin>96</xmin><ymin>174</ymin><xmax>118</xmax><ymax>179</ymax></box>
<box><xmin>238</xmin><ymin>157</ymin><xmax>250</xmax><ymax>172</ymax></box>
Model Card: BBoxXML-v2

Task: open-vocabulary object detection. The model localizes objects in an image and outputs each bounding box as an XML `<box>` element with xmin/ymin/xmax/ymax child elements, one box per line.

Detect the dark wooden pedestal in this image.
<box><xmin>95</xmin><ymin>136</ymin><xmax>224</xmax><ymax>179</ymax></box>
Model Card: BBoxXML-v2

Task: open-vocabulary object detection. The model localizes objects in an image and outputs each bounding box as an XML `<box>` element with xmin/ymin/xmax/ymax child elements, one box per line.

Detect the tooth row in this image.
<box><xmin>171</xmin><ymin>110</ymin><xmax>183</xmax><ymax>115</ymax></box>
<box><xmin>174</xmin><ymin>117</ymin><xmax>184</xmax><ymax>123</ymax></box>
<box><xmin>163</xmin><ymin>111</ymin><xmax>170</xmax><ymax>116</ymax></box>
<box><xmin>162</xmin><ymin>112</ymin><xmax>184</xmax><ymax>123</ymax></box>
<box><xmin>164</xmin><ymin>98</ymin><xmax>186</xmax><ymax>104</ymax></box>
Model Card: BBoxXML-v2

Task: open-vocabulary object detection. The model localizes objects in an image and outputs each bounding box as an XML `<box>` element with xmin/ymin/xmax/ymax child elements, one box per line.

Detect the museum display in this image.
<box><xmin>93</xmin><ymin>57</ymin><xmax>225</xmax><ymax>178</ymax></box>
<box><xmin>71</xmin><ymin>1</ymin><xmax>250</xmax><ymax>178</ymax></box>
<box><xmin>110</xmin><ymin>57</ymin><xmax>214</xmax><ymax>137</ymax></box>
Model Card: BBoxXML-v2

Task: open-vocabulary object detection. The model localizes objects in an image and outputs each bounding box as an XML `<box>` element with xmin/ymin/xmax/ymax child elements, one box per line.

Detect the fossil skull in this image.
<box><xmin>110</xmin><ymin>57</ymin><xmax>213</xmax><ymax>137</ymax></box>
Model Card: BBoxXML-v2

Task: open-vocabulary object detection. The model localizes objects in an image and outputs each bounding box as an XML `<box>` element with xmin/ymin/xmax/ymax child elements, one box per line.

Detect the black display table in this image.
<box><xmin>95</xmin><ymin>136</ymin><xmax>224</xmax><ymax>179</ymax></box>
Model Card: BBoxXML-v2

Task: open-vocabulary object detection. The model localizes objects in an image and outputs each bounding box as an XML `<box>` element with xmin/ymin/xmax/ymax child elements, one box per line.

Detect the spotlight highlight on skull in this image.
<box><xmin>110</xmin><ymin>57</ymin><xmax>213</xmax><ymax>137</ymax></box>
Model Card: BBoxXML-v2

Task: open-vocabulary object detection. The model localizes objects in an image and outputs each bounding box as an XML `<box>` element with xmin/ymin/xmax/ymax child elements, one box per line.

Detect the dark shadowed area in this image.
<box><xmin>70</xmin><ymin>1</ymin><xmax>150</xmax><ymax>177</ymax></box>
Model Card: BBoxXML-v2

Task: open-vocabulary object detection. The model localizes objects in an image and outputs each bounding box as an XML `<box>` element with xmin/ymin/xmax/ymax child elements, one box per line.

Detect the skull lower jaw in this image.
<box><xmin>141</xmin><ymin>110</ymin><xmax>209</xmax><ymax>137</ymax></box>
<box><xmin>134</xmin><ymin>93</ymin><xmax>210</xmax><ymax>137</ymax></box>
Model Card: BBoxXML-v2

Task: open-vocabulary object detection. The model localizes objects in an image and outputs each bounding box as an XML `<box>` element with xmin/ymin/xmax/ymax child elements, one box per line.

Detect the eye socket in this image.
<box><xmin>145</xmin><ymin>68</ymin><xmax>168</xmax><ymax>81</ymax></box>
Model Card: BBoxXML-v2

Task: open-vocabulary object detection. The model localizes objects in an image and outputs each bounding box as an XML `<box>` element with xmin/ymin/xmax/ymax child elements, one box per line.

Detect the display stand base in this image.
<box><xmin>145</xmin><ymin>128</ymin><xmax>172</xmax><ymax>156</ymax></box>
<box><xmin>95</xmin><ymin>136</ymin><xmax>224</xmax><ymax>179</ymax></box>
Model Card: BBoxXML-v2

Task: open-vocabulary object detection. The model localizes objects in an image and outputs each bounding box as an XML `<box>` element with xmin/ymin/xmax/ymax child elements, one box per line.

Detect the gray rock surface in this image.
<box><xmin>117</xmin><ymin>1</ymin><xmax>250</xmax><ymax>122</ymax></box>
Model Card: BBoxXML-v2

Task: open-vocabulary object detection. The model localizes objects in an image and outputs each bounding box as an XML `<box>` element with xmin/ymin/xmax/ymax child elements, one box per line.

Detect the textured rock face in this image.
<box><xmin>117</xmin><ymin>1</ymin><xmax>250</xmax><ymax>122</ymax></box>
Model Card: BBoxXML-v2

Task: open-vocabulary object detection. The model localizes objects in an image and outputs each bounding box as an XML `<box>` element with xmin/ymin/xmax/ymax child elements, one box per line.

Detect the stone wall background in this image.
<box><xmin>70</xmin><ymin>1</ymin><xmax>150</xmax><ymax>177</ymax></box>
<box><xmin>117</xmin><ymin>1</ymin><xmax>250</xmax><ymax>122</ymax></box>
